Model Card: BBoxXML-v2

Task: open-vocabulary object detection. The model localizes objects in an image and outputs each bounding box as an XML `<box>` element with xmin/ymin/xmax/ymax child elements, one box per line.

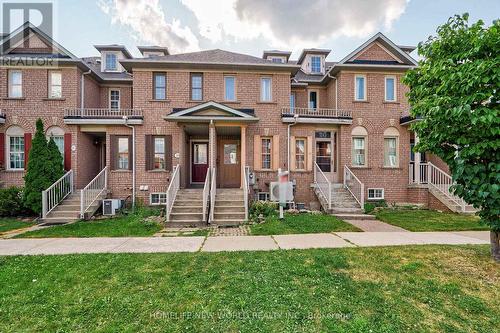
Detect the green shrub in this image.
<box><xmin>249</xmin><ymin>201</ymin><xmax>278</xmax><ymax>223</ymax></box>
<box><xmin>0</xmin><ymin>187</ymin><xmax>29</xmax><ymax>217</ymax></box>
<box><xmin>364</xmin><ymin>200</ymin><xmax>387</xmax><ymax>214</ymax></box>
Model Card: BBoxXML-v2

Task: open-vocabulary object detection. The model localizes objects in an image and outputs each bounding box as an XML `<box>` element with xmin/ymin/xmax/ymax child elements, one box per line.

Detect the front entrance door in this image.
<box><xmin>315</xmin><ymin>131</ymin><xmax>337</xmax><ymax>182</ymax></box>
<box><xmin>191</xmin><ymin>142</ymin><xmax>208</xmax><ymax>183</ymax></box>
<box><xmin>217</xmin><ymin>139</ymin><xmax>241</xmax><ymax>188</ymax></box>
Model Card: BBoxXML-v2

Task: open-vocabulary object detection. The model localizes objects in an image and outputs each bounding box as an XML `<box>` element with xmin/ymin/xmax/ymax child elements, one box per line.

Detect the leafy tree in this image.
<box><xmin>403</xmin><ymin>14</ymin><xmax>500</xmax><ymax>261</ymax></box>
<box><xmin>23</xmin><ymin>119</ymin><xmax>52</xmax><ymax>214</ymax></box>
<box><xmin>47</xmin><ymin>136</ymin><xmax>64</xmax><ymax>182</ymax></box>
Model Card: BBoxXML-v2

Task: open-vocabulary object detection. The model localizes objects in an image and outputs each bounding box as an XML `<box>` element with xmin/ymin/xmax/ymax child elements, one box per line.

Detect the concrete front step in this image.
<box><xmin>40</xmin><ymin>217</ymin><xmax>80</xmax><ymax>225</ymax></box>
<box><xmin>169</xmin><ymin>212</ymin><xmax>204</xmax><ymax>221</ymax></box>
<box><xmin>53</xmin><ymin>204</ymin><xmax>81</xmax><ymax>212</ymax></box>
<box><xmin>333</xmin><ymin>213</ymin><xmax>375</xmax><ymax>221</ymax></box>
<box><xmin>214</xmin><ymin>212</ymin><xmax>246</xmax><ymax>220</ymax></box>
<box><xmin>172</xmin><ymin>206</ymin><xmax>203</xmax><ymax>213</ymax></box>
<box><xmin>213</xmin><ymin>219</ymin><xmax>245</xmax><ymax>226</ymax></box>
<box><xmin>173</xmin><ymin>199</ymin><xmax>203</xmax><ymax>206</ymax></box>
<box><xmin>329</xmin><ymin>207</ymin><xmax>364</xmax><ymax>214</ymax></box>
<box><xmin>48</xmin><ymin>210</ymin><xmax>80</xmax><ymax>218</ymax></box>
<box><xmin>167</xmin><ymin>220</ymin><xmax>207</xmax><ymax>227</ymax></box>
<box><xmin>215</xmin><ymin>199</ymin><xmax>245</xmax><ymax>206</ymax></box>
<box><xmin>214</xmin><ymin>206</ymin><xmax>245</xmax><ymax>213</ymax></box>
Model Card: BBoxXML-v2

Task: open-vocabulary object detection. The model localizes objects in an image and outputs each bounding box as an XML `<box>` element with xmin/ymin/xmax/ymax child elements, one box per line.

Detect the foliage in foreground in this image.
<box><xmin>403</xmin><ymin>14</ymin><xmax>499</xmax><ymax>258</ymax></box>
<box><xmin>0</xmin><ymin>187</ymin><xmax>29</xmax><ymax>217</ymax></box>
<box><xmin>0</xmin><ymin>246</ymin><xmax>498</xmax><ymax>332</ymax></box>
<box><xmin>249</xmin><ymin>201</ymin><xmax>278</xmax><ymax>223</ymax></box>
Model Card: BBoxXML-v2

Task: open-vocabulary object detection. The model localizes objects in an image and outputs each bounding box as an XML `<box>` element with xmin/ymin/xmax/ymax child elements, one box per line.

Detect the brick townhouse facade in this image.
<box><xmin>1</xmin><ymin>23</ymin><xmax>467</xmax><ymax>224</ymax></box>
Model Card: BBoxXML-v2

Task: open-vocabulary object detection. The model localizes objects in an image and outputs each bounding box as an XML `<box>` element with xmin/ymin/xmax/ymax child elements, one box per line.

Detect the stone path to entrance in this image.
<box><xmin>0</xmin><ymin>231</ymin><xmax>489</xmax><ymax>256</ymax></box>
<box><xmin>342</xmin><ymin>219</ymin><xmax>409</xmax><ymax>232</ymax></box>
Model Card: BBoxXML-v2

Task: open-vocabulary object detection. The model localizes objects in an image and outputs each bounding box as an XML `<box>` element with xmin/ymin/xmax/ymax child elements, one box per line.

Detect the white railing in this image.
<box><xmin>282</xmin><ymin>107</ymin><xmax>352</xmax><ymax>118</ymax></box>
<box><xmin>42</xmin><ymin>170</ymin><xmax>74</xmax><ymax>219</ymax></box>
<box><xmin>344</xmin><ymin>165</ymin><xmax>364</xmax><ymax>207</ymax></box>
<box><xmin>314</xmin><ymin>162</ymin><xmax>332</xmax><ymax>210</ymax></box>
<box><xmin>64</xmin><ymin>108</ymin><xmax>143</xmax><ymax>118</ymax></box>
<box><xmin>409</xmin><ymin>162</ymin><xmax>429</xmax><ymax>184</ymax></box>
<box><xmin>209</xmin><ymin>167</ymin><xmax>216</xmax><ymax>224</ymax></box>
<box><xmin>202</xmin><ymin>167</ymin><xmax>211</xmax><ymax>223</ymax></box>
<box><xmin>80</xmin><ymin>166</ymin><xmax>108</xmax><ymax>218</ymax></box>
<box><xmin>427</xmin><ymin>162</ymin><xmax>467</xmax><ymax>212</ymax></box>
<box><xmin>244</xmin><ymin>166</ymin><xmax>250</xmax><ymax>221</ymax></box>
<box><xmin>165</xmin><ymin>164</ymin><xmax>180</xmax><ymax>223</ymax></box>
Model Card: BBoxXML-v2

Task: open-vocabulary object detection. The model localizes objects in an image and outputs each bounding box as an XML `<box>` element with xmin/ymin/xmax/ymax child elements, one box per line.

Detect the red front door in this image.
<box><xmin>191</xmin><ymin>142</ymin><xmax>208</xmax><ymax>183</ymax></box>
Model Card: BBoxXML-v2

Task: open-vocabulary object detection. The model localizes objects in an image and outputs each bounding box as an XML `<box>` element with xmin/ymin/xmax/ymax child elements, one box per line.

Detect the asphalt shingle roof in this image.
<box><xmin>136</xmin><ymin>49</ymin><xmax>275</xmax><ymax>65</ymax></box>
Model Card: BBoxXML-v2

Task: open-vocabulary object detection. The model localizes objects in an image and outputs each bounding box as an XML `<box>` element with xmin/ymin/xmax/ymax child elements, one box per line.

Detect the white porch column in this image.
<box><xmin>240</xmin><ymin>125</ymin><xmax>247</xmax><ymax>189</ymax></box>
<box><xmin>414</xmin><ymin>132</ymin><xmax>421</xmax><ymax>184</ymax></box>
<box><xmin>209</xmin><ymin>121</ymin><xmax>217</xmax><ymax>169</ymax></box>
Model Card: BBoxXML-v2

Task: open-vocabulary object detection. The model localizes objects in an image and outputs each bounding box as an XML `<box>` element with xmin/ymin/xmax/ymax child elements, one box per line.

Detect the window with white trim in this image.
<box><xmin>150</xmin><ymin>193</ymin><xmax>167</xmax><ymax>205</ymax></box>
<box><xmin>6</xmin><ymin>126</ymin><xmax>24</xmax><ymax>170</ymax></box>
<box><xmin>154</xmin><ymin>137</ymin><xmax>166</xmax><ymax>170</ymax></box>
<box><xmin>153</xmin><ymin>73</ymin><xmax>166</xmax><ymax>100</ymax></box>
<box><xmin>260</xmin><ymin>77</ymin><xmax>272</xmax><ymax>102</ymax></box>
<box><xmin>295</xmin><ymin>138</ymin><xmax>306</xmax><ymax>170</ymax></box>
<box><xmin>224</xmin><ymin>75</ymin><xmax>236</xmax><ymax>101</ymax></box>
<box><xmin>385</xmin><ymin>76</ymin><xmax>396</xmax><ymax>101</ymax></box>
<box><xmin>8</xmin><ymin>70</ymin><xmax>22</xmax><ymax>98</ymax></box>
<box><xmin>46</xmin><ymin>126</ymin><xmax>65</xmax><ymax>164</ymax></box>
<box><xmin>352</xmin><ymin>137</ymin><xmax>366</xmax><ymax>166</ymax></box>
<box><xmin>311</xmin><ymin>56</ymin><xmax>321</xmax><ymax>73</ymax></box>
<box><xmin>384</xmin><ymin>137</ymin><xmax>398</xmax><ymax>167</ymax></box>
<box><xmin>118</xmin><ymin>137</ymin><xmax>129</xmax><ymax>169</ymax></box>
<box><xmin>290</xmin><ymin>92</ymin><xmax>295</xmax><ymax>109</ymax></box>
<box><xmin>105</xmin><ymin>53</ymin><xmax>118</xmax><ymax>71</ymax></box>
<box><xmin>261</xmin><ymin>137</ymin><xmax>272</xmax><ymax>170</ymax></box>
<box><xmin>355</xmin><ymin>75</ymin><xmax>366</xmax><ymax>101</ymax></box>
<box><xmin>258</xmin><ymin>192</ymin><xmax>270</xmax><ymax>201</ymax></box>
<box><xmin>368</xmin><ymin>188</ymin><xmax>384</xmax><ymax>200</ymax></box>
<box><xmin>48</xmin><ymin>71</ymin><xmax>62</xmax><ymax>98</ymax></box>
<box><xmin>110</xmin><ymin>89</ymin><xmax>120</xmax><ymax>109</ymax></box>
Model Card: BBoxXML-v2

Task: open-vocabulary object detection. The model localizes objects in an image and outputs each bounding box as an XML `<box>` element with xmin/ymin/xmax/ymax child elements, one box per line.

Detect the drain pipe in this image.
<box><xmin>287</xmin><ymin>114</ymin><xmax>299</xmax><ymax>172</ymax></box>
<box><xmin>123</xmin><ymin>116</ymin><xmax>136</xmax><ymax>210</ymax></box>
<box><xmin>80</xmin><ymin>70</ymin><xmax>92</xmax><ymax>109</ymax></box>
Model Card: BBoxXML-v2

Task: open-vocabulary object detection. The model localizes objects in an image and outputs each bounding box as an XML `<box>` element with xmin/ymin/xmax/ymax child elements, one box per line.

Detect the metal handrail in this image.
<box><xmin>243</xmin><ymin>166</ymin><xmax>250</xmax><ymax>221</ymax></box>
<box><xmin>42</xmin><ymin>169</ymin><xmax>73</xmax><ymax>219</ymax></box>
<box><xmin>209</xmin><ymin>167</ymin><xmax>216</xmax><ymax>224</ymax></box>
<box><xmin>202</xmin><ymin>167</ymin><xmax>211</xmax><ymax>223</ymax></box>
<box><xmin>314</xmin><ymin>162</ymin><xmax>332</xmax><ymax>210</ymax></box>
<box><xmin>282</xmin><ymin>107</ymin><xmax>352</xmax><ymax>118</ymax></box>
<box><xmin>343</xmin><ymin>165</ymin><xmax>364</xmax><ymax>207</ymax></box>
<box><xmin>80</xmin><ymin>166</ymin><xmax>108</xmax><ymax>218</ymax></box>
<box><xmin>165</xmin><ymin>164</ymin><xmax>180</xmax><ymax>222</ymax></box>
<box><xmin>64</xmin><ymin>108</ymin><xmax>143</xmax><ymax>118</ymax></box>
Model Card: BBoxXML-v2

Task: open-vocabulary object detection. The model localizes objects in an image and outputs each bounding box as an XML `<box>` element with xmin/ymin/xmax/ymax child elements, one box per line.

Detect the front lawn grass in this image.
<box><xmin>375</xmin><ymin>209</ymin><xmax>487</xmax><ymax>232</ymax></box>
<box><xmin>0</xmin><ymin>218</ymin><xmax>35</xmax><ymax>233</ymax></box>
<box><xmin>250</xmin><ymin>213</ymin><xmax>360</xmax><ymax>235</ymax></box>
<box><xmin>0</xmin><ymin>245</ymin><xmax>498</xmax><ymax>332</ymax></box>
<box><xmin>16</xmin><ymin>208</ymin><xmax>162</xmax><ymax>238</ymax></box>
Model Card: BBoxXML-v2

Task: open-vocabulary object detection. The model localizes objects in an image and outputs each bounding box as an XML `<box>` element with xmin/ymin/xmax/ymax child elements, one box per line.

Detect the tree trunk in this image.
<box><xmin>491</xmin><ymin>231</ymin><xmax>500</xmax><ymax>262</ymax></box>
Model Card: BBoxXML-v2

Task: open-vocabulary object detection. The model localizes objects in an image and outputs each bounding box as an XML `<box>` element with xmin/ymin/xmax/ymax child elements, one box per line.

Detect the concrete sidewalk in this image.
<box><xmin>0</xmin><ymin>231</ymin><xmax>489</xmax><ymax>256</ymax></box>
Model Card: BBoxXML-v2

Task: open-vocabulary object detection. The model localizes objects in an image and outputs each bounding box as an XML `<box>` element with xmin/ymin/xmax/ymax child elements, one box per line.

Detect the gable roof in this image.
<box><xmin>164</xmin><ymin>101</ymin><xmax>259</xmax><ymax>122</ymax></box>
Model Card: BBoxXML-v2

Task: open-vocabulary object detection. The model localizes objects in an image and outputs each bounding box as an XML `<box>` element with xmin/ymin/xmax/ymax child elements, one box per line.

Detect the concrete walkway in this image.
<box><xmin>0</xmin><ymin>231</ymin><xmax>489</xmax><ymax>256</ymax></box>
<box><xmin>342</xmin><ymin>219</ymin><xmax>408</xmax><ymax>232</ymax></box>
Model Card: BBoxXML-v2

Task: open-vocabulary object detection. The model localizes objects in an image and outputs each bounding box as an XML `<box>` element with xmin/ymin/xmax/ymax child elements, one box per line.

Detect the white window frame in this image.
<box><xmin>46</xmin><ymin>126</ymin><xmax>65</xmax><ymax>165</ymax></box>
<box><xmin>290</xmin><ymin>92</ymin><xmax>296</xmax><ymax>109</ymax></box>
<box><xmin>257</xmin><ymin>192</ymin><xmax>270</xmax><ymax>201</ymax></box>
<box><xmin>261</xmin><ymin>137</ymin><xmax>272</xmax><ymax>170</ymax></box>
<box><xmin>352</xmin><ymin>136</ymin><xmax>367</xmax><ymax>167</ymax></box>
<box><xmin>153</xmin><ymin>136</ymin><xmax>166</xmax><ymax>170</ymax></box>
<box><xmin>367</xmin><ymin>188</ymin><xmax>384</xmax><ymax>200</ymax></box>
<box><xmin>150</xmin><ymin>192</ymin><xmax>167</xmax><ymax>205</ymax></box>
<box><xmin>8</xmin><ymin>70</ymin><xmax>23</xmax><ymax>98</ymax></box>
<box><xmin>310</xmin><ymin>56</ymin><xmax>322</xmax><ymax>73</ymax></box>
<box><xmin>385</xmin><ymin>76</ymin><xmax>396</xmax><ymax>102</ymax></box>
<box><xmin>117</xmin><ymin>137</ymin><xmax>129</xmax><ymax>170</ymax></box>
<box><xmin>354</xmin><ymin>74</ymin><xmax>367</xmax><ymax>101</ymax></box>
<box><xmin>224</xmin><ymin>75</ymin><xmax>236</xmax><ymax>101</ymax></box>
<box><xmin>295</xmin><ymin>137</ymin><xmax>306</xmax><ymax>171</ymax></box>
<box><xmin>260</xmin><ymin>77</ymin><xmax>272</xmax><ymax>102</ymax></box>
<box><xmin>269</xmin><ymin>57</ymin><xmax>284</xmax><ymax>63</ymax></box>
<box><xmin>384</xmin><ymin>136</ymin><xmax>399</xmax><ymax>167</ymax></box>
<box><xmin>6</xmin><ymin>126</ymin><xmax>25</xmax><ymax>171</ymax></box>
<box><xmin>109</xmin><ymin>89</ymin><xmax>120</xmax><ymax>110</ymax></box>
<box><xmin>103</xmin><ymin>52</ymin><xmax>119</xmax><ymax>72</ymax></box>
<box><xmin>153</xmin><ymin>72</ymin><xmax>167</xmax><ymax>100</ymax></box>
<box><xmin>48</xmin><ymin>71</ymin><xmax>62</xmax><ymax>99</ymax></box>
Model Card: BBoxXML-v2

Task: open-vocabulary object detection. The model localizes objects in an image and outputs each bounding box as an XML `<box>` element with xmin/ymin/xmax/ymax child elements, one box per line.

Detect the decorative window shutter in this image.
<box><xmin>64</xmin><ymin>133</ymin><xmax>71</xmax><ymax>171</ymax></box>
<box><xmin>272</xmin><ymin>135</ymin><xmax>280</xmax><ymax>170</ymax></box>
<box><xmin>0</xmin><ymin>133</ymin><xmax>4</xmax><ymax>168</ymax></box>
<box><xmin>145</xmin><ymin>135</ymin><xmax>152</xmax><ymax>171</ymax></box>
<box><xmin>110</xmin><ymin>135</ymin><xmax>117</xmax><ymax>170</ymax></box>
<box><xmin>165</xmin><ymin>135</ymin><xmax>172</xmax><ymax>171</ymax></box>
<box><xmin>307</xmin><ymin>136</ymin><xmax>313</xmax><ymax>171</ymax></box>
<box><xmin>128</xmin><ymin>136</ymin><xmax>133</xmax><ymax>171</ymax></box>
<box><xmin>290</xmin><ymin>136</ymin><xmax>296</xmax><ymax>171</ymax></box>
<box><xmin>24</xmin><ymin>133</ymin><xmax>32</xmax><ymax>167</ymax></box>
<box><xmin>253</xmin><ymin>135</ymin><xmax>261</xmax><ymax>171</ymax></box>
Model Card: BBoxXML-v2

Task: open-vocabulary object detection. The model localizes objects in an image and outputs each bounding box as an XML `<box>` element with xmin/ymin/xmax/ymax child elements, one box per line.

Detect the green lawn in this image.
<box><xmin>375</xmin><ymin>209</ymin><xmax>487</xmax><ymax>232</ymax></box>
<box><xmin>250</xmin><ymin>213</ymin><xmax>360</xmax><ymax>235</ymax></box>
<box><xmin>0</xmin><ymin>218</ymin><xmax>36</xmax><ymax>234</ymax></box>
<box><xmin>0</xmin><ymin>246</ymin><xmax>498</xmax><ymax>332</ymax></box>
<box><xmin>16</xmin><ymin>208</ymin><xmax>163</xmax><ymax>238</ymax></box>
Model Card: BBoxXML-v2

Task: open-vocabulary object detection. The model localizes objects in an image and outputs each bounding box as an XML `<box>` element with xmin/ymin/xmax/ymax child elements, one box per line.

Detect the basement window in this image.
<box><xmin>367</xmin><ymin>188</ymin><xmax>384</xmax><ymax>200</ymax></box>
<box><xmin>258</xmin><ymin>192</ymin><xmax>270</xmax><ymax>201</ymax></box>
<box><xmin>150</xmin><ymin>193</ymin><xmax>167</xmax><ymax>205</ymax></box>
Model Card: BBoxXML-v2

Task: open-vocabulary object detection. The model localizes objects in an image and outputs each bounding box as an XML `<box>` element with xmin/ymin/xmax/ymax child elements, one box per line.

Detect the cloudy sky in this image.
<box><xmin>3</xmin><ymin>0</ymin><xmax>499</xmax><ymax>60</ymax></box>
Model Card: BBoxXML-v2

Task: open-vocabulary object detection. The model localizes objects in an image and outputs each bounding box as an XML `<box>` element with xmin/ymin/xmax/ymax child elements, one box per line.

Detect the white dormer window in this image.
<box><xmin>105</xmin><ymin>53</ymin><xmax>118</xmax><ymax>71</ymax></box>
<box><xmin>311</xmin><ymin>56</ymin><xmax>321</xmax><ymax>73</ymax></box>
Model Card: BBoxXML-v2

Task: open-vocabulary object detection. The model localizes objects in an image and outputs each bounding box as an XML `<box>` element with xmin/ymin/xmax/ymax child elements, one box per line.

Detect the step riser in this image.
<box><xmin>167</xmin><ymin>221</ymin><xmax>206</xmax><ymax>228</ymax></box>
<box><xmin>215</xmin><ymin>200</ymin><xmax>244</xmax><ymax>206</ymax></box>
<box><xmin>214</xmin><ymin>207</ymin><xmax>245</xmax><ymax>213</ymax></box>
<box><xmin>174</xmin><ymin>200</ymin><xmax>203</xmax><ymax>206</ymax></box>
<box><xmin>172</xmin><ymin>207</ymin><xmax>204</xmax><ymax>213</ymax></box>
<box><xmin>213</xmin><ymin>220</ymin><xmax>244</xmax><ymax>227</ymax></box>
<box><xmin>170</xmin><ymin>213</ymin><xmax>204</xmax><ymax>221</ymax></box>
<box><xmin>214</xmin><ymin>213</ymin><xmax>246</xmax><ymax>220</ymax></box>
<box><xmin>41</xmin><ymin>218</ymin><xmax>79</xmax><ymax>225</ymax></box>
<box><xmin>49</xmin><ymin>211</ymin><xmax>80</xmax><ymax>218</ymax></box>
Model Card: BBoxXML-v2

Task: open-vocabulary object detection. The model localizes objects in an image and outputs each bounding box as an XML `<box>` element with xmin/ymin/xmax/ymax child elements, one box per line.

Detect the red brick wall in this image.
<box><xmin>353</xmin><ymin>43</ymin><xmax>399</xmax><ymax>62</ymax></box>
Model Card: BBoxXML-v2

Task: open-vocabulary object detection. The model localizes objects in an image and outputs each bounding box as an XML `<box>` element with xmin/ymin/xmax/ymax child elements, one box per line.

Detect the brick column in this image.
<box><xmin>209</xmin><ymin>121</ymin><xmax>216</xmax><ymax>169</ymax></box>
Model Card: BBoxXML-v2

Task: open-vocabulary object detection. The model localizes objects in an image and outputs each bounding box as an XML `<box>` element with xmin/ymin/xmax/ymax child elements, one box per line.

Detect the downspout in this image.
<box><xmin>80</xmin><ymin>70</ymin><xmax>92</xmax><ymax>109</ymax></box>
<box><xmin>123</xmin><ymin>116</ymin><xmax>136</xmax><ymax>210</ymax></box>
<box><xmin>287</xmin><ymin>114</ymin><xmax>299</xmax><ymax>172</ymax></box>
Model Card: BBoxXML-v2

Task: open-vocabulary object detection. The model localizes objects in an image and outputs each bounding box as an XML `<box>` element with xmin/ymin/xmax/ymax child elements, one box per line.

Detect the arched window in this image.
<box><xmin>351</xmin><ymin>126</ymin><xmax>368</xmax><ymax>167</ymax></box>
<box><xmin>6</xmin><ymin>126</ymin><xmax>25</xmax><ymax>170</ymax></box>
<box><xmin>46</xmin><ymin>126</ymin><xmax>65</xmax><ymax>163</ymax></box>
<box><xmin>383</xmin><ymin>127</ymin><xmax>399</xmax><ymax>167</ymax></box>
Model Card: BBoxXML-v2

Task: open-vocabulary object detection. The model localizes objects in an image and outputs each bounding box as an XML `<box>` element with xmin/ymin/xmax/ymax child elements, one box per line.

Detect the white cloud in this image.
<box><xmin>98</xmin><ymin>0</ymin><xmax>199</xmax><ymax>53</ymax></box>
<box><xmin>181</xmin><ymin>0</ymin><xmax>408</xmax><ymax>49</ymax></box>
